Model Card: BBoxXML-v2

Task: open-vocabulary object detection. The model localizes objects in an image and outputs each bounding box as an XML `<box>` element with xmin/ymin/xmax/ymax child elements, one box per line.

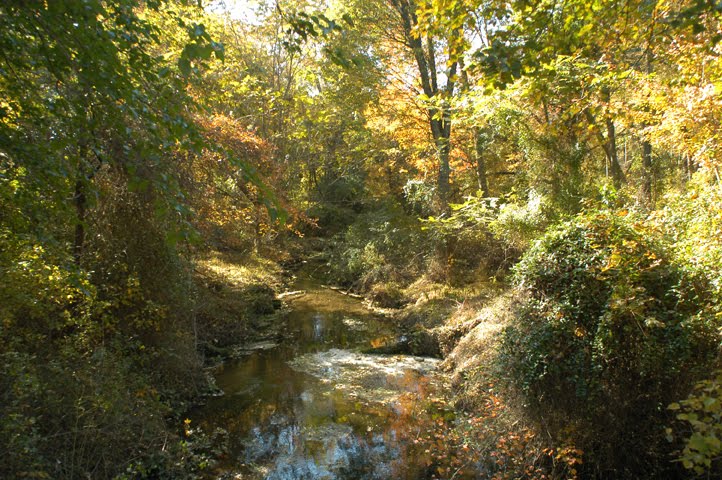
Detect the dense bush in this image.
<box><xmin>503</xmin><ymin>210</ymin><xmax>718</xmax><ymax>477</ymax></box>
<box><xmin>423</xmin><ymin>191</ymin><xmax>554</xmax><ymax>282</ymax></box>
<box><xmin>0</xmin><ymin>173</ymin><xmax>208</xmax><ymax>478</ymax></box>
<box><xmin>670</xmin><ymin>371</ymin><xmax>722</xmax><ymax>476</ymax></box>
<box><xmin>657</xmin><ymin>178</ymin><xmax>722</xmax><ymax>475</ymax></box>
<box><xmin>402</xmin><ymin>179</ymin><xmax>436</xmax><ymax>217</ymax></box>
<box><xmin>305</xmin><ymin>202</ymin><xmax>357</xmax><ymax>236</ymax></box>
<box><xmin>0</xmin><ymin>242</ymin><xmax>198</xmax><ymax>478</ymax></box>
<box><xmin>659</xmin><ymin>177</ymin><xmax>722</xmax><ymax>321</ymax></box>
<box><xmin>304</xmin><ymin>172</ymin><xmax>368</xmax><ymax>236</ymax></box>
<box><xmin>326</xmin><ymin>201</ymin><xmax>429</xmax><ymax>291</ymax></box>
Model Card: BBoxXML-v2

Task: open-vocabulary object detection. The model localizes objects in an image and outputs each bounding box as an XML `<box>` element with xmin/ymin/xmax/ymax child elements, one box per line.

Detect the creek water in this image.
<box><xmin>192</xmin><ymin>275</ymin><xmax>453</xmax><ymax>479</ymax></box>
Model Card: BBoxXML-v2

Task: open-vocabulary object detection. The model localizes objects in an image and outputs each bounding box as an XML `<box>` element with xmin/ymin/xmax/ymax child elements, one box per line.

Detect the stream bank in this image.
<box><xmin>191</xmin><ymin>267</ymin><xmax>462</xmax><ymax>479</ymax></box>
<box><xmin>189</xmin><ymin>246</ymin><xmax>542</xmax><ymax>480</ymax></box>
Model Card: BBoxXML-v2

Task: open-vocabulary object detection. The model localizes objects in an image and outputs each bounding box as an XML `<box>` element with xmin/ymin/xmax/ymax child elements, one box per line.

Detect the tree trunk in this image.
<box><xmin>390</xmin><ymin>0</ymin><xmax>457</xmax><ymax>213</ymax></box>
<box><xmin>601</xmin><ymin>87</ymin><xmax>624</xmax><ymax>188</ymax></box>
<box><xmin>585</xmin><ymin>94</ymin><xmax>626</xmax><ymax>189</ymax></box>
<box><xmin>254</xmin><ymin>205</ymin><xmax>262</xmax><ymax>254</ymax></box>
<box><xmin>640</xmin><ymin>50</ymin><xmax>654</xmax><ymax>207</ymax></box>
<box><xmin>436</xmin><ymin>123</ymin><xmax>452</xmax><ymax>210</ymax></box>
<box><xmin>605</xmin><ymin>115</ymin><xmax>625</xmax><ymax>188</ymax></box>
<box><xmin>389</xmin><ymin>0</ymin><xmax>459</xmax><ymax>279</ymax></box>
<box><xmin>641</xmin><ymin>140</ymin><xmax>653</xmax><ymax>205</ymax></box>
<box><xmin>474</xmin><ymin>129</ymin><xmax>490</xmax><ymax>196</ymax></box>
<box><xmin>459</xmin><ymin>58</ymin><xmax>489</xmax><ymax>197</ymax></box>
<box><xmin>73</xmin><ymin>142</ymin><xmax>90</xmax><ymax>265</ymax></box>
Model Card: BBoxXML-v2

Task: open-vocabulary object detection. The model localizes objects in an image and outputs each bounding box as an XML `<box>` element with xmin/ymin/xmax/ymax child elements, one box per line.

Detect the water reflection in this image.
<box><xmin>192</xmin><ymin>282</ymin><xmax>447</xmax><ymax>479</ymax></box>
<box><xmin>312</xmin><ymin>313</ymin><xmax>325</xmax><ymax>341</ymax></box>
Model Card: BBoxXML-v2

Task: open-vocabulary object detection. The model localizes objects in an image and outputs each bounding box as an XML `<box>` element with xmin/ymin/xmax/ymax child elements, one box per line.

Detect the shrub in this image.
<box><xmin>657</xmin><ymin>177</ymin><xmax>722</xmax><ymax>476</ymax></box>
<box><xmin>326</xmin><ymin>201</ymin><xmax>428</xmax><ymax>290</ymax></box>
<box><xmin>305</xmin><ymin>203</ymin><xmax>356</xmax><ymax>236</ymax></box>
<box><xmin>423</xmin><ymin>191</ymin><xmax>553</xmax><ymax>282</ymax></box>
<box><xmin>0</xmin><ymin>171</ymin><xmax>207</xmax><ymax>478</ymax></box>
<box><xmin>503</xmin><ymin>210</ymin><xmax>718</xmax><ymax>477</ymax></box>
<box><xmin>669</xmin><ymin>370</ymin><xmax>722</xmax><ymax>476</ymax></box>
<box><xmin>489</xmin><ymin>189</ymin><xmax>554</xmax><ymax>252</ymax></box>
<box><xmin>402</xmin><ymin>179</ymin><xmax>436</xmax><ymax>217</ymax></box>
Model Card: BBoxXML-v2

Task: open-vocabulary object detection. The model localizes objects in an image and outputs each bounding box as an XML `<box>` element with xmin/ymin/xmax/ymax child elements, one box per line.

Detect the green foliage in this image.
<box><xmin>659</xmin><ymin>176</ymin><xmax>722</xmax><ymax>316</ymax></box>
<box><xmin>0</xmin><ymin>205</ymin><xmax>205</xmax><ymax>478</ymax></box>
<box><xmin>423</xmin><ymin>191</ymin><xmax>554</xmax><ymax>281</ymax></box>
<box><xmin>305</xmin><ymin>203</ymin><xmax>357</xmax><ymax>236</ymax></box>
<box><xmin>0</xmin><ymin>2</ymin><xmax>223</xmax><ymax>478</ymax></box>
<box><xmin>282</xmin><ymin>9</ymin><xmax>361</xmax><ymax>68</ymax></box>
<box><xmin>0</xmin><ymin>339</ymin><xmax>191</xmax><ymax>479</ymax></box>
<box><xmin>504</xmin><ymin>210</ymin><xmax>718</xmax><ymax>475</ymax></box>
<box><xmin>179</xmin><ymin>21</ymin><xmax>225</xmax><ymax>76</ymax></box>
<box><xmin>118</xmin><ymin>422</ymin><xmax>228</xmax><ymax>480</ymax></box>
<box><xmin>326</xmin><ymin>201</ymin><xmax>428</xmax><ymax>290</ymax></box>
<box><xmin>655</xmin><ymin>177</ymin><xmax>722</xmax><ymax>476</ymax></box>
<box><xmin>490</xmin><ymin>190</ymin><xmax>554</xmax><ymax>251</ymax></box>
<box><xmin>403</xmin><ymin>179</ymin><xmax>436</xmax><ymax>217</ymax></box>
<box><xmin>1</xmin><ymin>0</ymin><xmax>720</xmax><ymax>477</ymax></box>
<box><xmin>669</xmin><ymin>370</ymin><xmax>722</xmax><ymax>476</ymax></box>
<box><xmin>0</xmin><ymin>0</ymin><xmax>208</xmax><ymax>212</ymax></box>
<box><xmin>314</xmin><ymin>173</ymin><xmax>367</xmax><ymax>211</ymax></box>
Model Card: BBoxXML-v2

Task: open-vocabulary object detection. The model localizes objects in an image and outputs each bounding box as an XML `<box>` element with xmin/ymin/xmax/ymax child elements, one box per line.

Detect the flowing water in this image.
<box><xmin>192</xmin><ymin>275</ymin><xmax>453</xmax><ymax>479</ymax></box>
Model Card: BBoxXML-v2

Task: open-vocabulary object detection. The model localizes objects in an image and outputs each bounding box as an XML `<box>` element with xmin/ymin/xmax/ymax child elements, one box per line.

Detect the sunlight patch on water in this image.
<box><xmin>341</xmin><ymin>316</ymin><xmax>368</xmax><ymax>331</ymax></box>
<box><xmin>289</xmin><ymin>349</ymin><xmax>442</xmax><ymax>406</ymax></box>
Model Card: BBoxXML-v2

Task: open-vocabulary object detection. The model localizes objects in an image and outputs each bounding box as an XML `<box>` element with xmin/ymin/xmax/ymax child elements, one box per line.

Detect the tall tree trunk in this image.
<box><xmin>435</xmin><ymin>120</ymin><xmax>452</xmax><ymax>209</ymax></box>
<box><xmin>389</xmin><ymin>0</ymin><xmax>459</xmax><ymax>279</ymax></box>
<box><xmin>459</xmin><ymin>59</ymin><xmax>489</xmax><ymax>197</ymax></box>
<box><xmin>605</xmin><ymin>115</ymin><xmax>625</xmax><ymax>188</ymax></box>
<box><xmin>474</xmin><ymin>130</ymin><xmax>490</xmax><ymax>196</ymax></box>
<box><xmin>585</xmin><ymin>91</ymin><xmax>626</xmax><ymax>190</ymax></box>
<box><xmin>73</xmin><ymin>142</ymin><xmax>90</xmax><ymax>265</ymax></box>
<box><xmin>254</xmin><ymin>204</ymin><xmax>263</xmax><ymax>254</ymax></box>
<box><xmin>641</xmin><ymin>140</ymin><xmax>653</xmax><ymax>204</ymax></box>
<box><xmin>640</xmin><ymin>50</ymin><xmax>654</xmax><ymax>207</ymax></box>
<box><xmin>390</xmin><ymin>0</ymin><xmax>457</xmax><ymax>213</ymax></box>
<box><xmin>601</xmin><ymin>88</ymin><xmax>625</xmax><ymax>188</ymax></box>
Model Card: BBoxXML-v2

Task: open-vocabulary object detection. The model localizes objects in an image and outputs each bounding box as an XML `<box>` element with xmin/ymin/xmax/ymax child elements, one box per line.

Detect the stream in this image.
<box><xmin>191</xmin><ymin>274</ymin><xmax>454</xmax><ymax>479</ymax></box>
